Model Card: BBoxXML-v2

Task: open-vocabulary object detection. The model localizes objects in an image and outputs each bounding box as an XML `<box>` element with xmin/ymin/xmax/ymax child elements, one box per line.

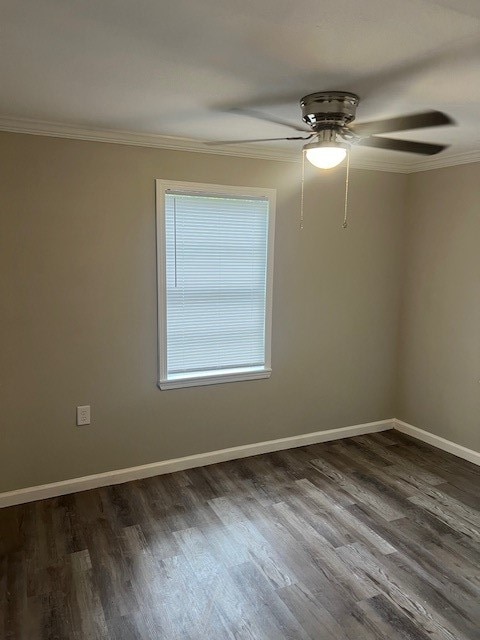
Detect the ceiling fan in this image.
<box><xmin>205</xmin><ymin>91</ymin><xmax>454</xmax><ymax>169</ymax></box>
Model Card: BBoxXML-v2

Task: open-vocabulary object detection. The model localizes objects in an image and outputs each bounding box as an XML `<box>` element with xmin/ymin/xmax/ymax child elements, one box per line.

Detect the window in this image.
<box><xmin>156</xmin><ymin>180</ymin><xmax>275</xmax><ymax>389</ymax></box>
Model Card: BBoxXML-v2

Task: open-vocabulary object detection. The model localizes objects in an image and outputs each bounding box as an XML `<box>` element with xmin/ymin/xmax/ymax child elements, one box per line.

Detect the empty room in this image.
<box><xmin>0</xmin><ymin>1</ymin><xmax>479</xmax><ymax>638</ymax></box>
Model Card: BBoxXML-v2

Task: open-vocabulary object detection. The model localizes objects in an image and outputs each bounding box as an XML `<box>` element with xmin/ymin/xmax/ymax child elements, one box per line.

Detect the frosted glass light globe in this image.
<box><xmin>305</xmin><ymin>146</ymin><xmax>347</xmax><ymax>169</ymax></box>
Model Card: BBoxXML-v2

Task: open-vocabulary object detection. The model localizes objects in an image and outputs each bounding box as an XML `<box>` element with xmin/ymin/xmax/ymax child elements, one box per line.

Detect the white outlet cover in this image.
<box><xmin>76</xmin><ymin>405</ymin><xmax>91</xmax><ymax>426</ymax></box>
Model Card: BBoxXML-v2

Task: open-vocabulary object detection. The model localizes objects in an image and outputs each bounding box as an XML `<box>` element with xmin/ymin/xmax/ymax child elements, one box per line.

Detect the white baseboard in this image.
<box><xmin>2</xmin><ymin>418</ymin><xmax>478</xmax><ymax>508</ymax></box>
<box><xmin>394</xmin><ymin>419</ymin><xmax>480</xmax><ymax>467</ymax></box>
<box><xmin>0</xmin><ymin>419</ymin><xmax>393</xmax><ymax>508</ymax></box>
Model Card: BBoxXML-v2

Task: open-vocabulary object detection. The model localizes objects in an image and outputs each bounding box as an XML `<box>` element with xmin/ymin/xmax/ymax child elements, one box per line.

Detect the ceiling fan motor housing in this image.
<box><xmin>300</xmin><ymin>91</ymin><xmax>359</xmax><ymax>129</ymax></box>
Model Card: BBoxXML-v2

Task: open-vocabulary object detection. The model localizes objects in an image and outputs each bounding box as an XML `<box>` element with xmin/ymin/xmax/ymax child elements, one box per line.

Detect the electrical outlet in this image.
<box><xmin>76</xmin><ymin>405</ymin><xmax>91</xmax><ymax>426</ymax></box>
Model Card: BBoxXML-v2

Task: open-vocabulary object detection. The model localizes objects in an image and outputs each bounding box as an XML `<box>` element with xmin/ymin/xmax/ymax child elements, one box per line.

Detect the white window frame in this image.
<box><xmin>156</xmin><ymin>179</ymin><xmax>276</xmax><ymax>390</ymax></box>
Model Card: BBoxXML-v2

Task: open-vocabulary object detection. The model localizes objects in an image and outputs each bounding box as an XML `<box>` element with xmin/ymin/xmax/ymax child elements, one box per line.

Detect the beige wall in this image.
<box><xmin>0</xmin><ymin>132</ymin><xmax>406</xmax><ymax>492</ymax></box>
<box><xmin>397</xmin><ymin>163</ymin><xmax>480</xmax><ymax>452</ymax></box>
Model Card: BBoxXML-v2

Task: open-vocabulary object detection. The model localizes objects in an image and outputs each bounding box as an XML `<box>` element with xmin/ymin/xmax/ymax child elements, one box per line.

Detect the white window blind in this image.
<box><xmin>157</xmin><ymin>181</ymin><xmax>275</xmax><ymax>389</ymax></box>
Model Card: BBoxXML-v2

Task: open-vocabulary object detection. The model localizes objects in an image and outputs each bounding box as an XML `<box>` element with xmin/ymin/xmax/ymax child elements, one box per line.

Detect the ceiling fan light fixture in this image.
<box><xmin>303</xmin><ymin>140</ymin><xmax>349</xmax><ymax>169</ymax></box>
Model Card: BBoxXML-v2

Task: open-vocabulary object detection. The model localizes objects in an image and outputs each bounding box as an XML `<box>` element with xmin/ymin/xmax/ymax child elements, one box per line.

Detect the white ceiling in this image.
<box><xmin>1</xmin><ymin>0</ymin><xmax>480</xmax><ymax>168</ymax></box>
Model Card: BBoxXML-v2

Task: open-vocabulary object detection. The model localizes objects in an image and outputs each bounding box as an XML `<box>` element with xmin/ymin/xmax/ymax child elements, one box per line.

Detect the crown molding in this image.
<box><xmin>0</xmin><ymin>115</ymin><xmax>302</xmax><ymax>162</ymax></box>
<box><xmin>0</xmin><ymin>115</ymin><xmax>478</xmax><ymax>174</ymax></box>
<box><xmin>405</xmin><ymin>149</ymin><xmax>480</xmax><ymax>173</ymax></box>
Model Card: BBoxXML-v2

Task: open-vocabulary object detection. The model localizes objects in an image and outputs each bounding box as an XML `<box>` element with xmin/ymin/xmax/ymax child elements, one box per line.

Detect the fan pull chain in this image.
<box><xmin>342</xmin><ymin>151</ymin><xmax>351</xmax><ymax>229</ymax></box>
<box><xmin>300</xmin><ymin>149</ymin><xmax>306</xmax><ymax>230</ymax></box>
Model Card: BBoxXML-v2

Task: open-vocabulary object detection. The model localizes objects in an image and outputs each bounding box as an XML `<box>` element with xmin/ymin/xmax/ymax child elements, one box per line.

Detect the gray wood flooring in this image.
<box><xmin>1</xmin><ymin>430</ymin><xmax>479</xmax><ymax>639</ymax></box>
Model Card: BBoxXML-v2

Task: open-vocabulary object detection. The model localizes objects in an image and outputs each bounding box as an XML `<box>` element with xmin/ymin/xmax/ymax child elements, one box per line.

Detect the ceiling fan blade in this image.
<box><xmin>204</xmin><ymin>134</ymin><xmax>313</xmax><ymax>146</ymax></box>
<box><xmin>229</xmin><ymin>108</ymin><xmax>312</xmax><ymax>133</ymax></box>
<box><xmin>215</xmin><ymin>37</ymin><xmax>479</xmax><ymax>117</ymax></box>
<box><xmin>352</xmin><ymin>111</ymin><xmax>453</xmax><ymax>137</ymax></box>
<box><xmin>357</xmin><ymin>136</ymin><xmax>448</xmax><ymax>155</ymax></box>
<box><xmin>352</xmin><ymin>36</ymin><xmax>480</xmax><ymax>102</ymax></box>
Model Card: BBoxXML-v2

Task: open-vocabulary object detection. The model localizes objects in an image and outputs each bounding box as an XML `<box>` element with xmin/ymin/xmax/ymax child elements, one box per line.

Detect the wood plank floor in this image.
<box><xmin>1</xmin><ymin>430</ymin><xmax>479</xmax><ymax>639</ymax></box>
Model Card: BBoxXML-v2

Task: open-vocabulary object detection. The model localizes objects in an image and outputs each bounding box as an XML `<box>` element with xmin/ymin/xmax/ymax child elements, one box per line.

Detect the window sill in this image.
<box><xmin>158</xmin><ymin>367</ymin><xmax>272</xmax><ymax>390</ymax></box>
